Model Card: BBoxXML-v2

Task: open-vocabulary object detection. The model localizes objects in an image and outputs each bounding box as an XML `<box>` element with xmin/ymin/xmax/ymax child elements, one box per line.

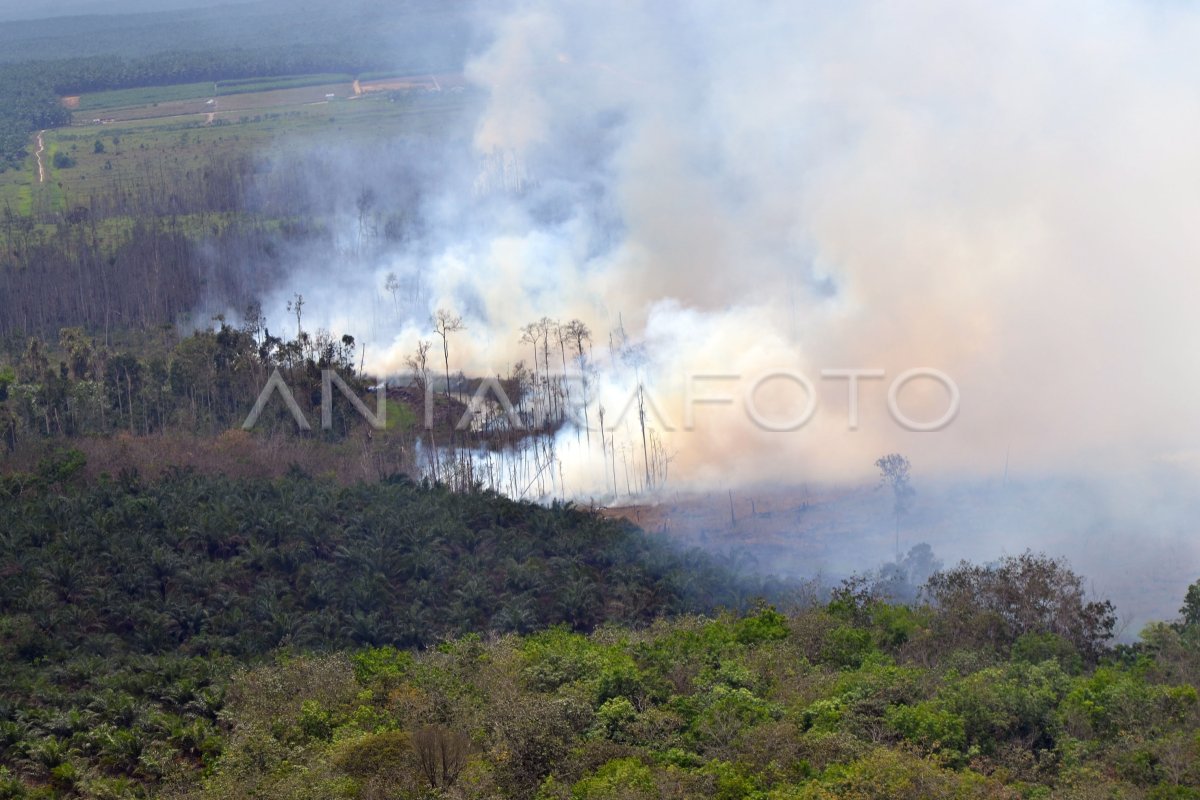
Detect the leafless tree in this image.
<box><xmin>287</xmin><ymin>293</ymin><xmax>305</xmax><ymax>338</ymax></box>
<box><xmin>564</xmin><ymin>319</ymin><xmax>592</xmax><ymax>443</ymax></box>
<box><xmin>622</xmin><ymin>343</ymin><xmax>652</xmax><ymax>492</ymax></box>
<box><xmin>412</xmin><ymin>725</ymin><xmax>471</xmax><ymax>790</ymax></box>
<box><xmin>405</xmin><ymin>340</ymin><xmax>432</xmax><ymax>397</ymax></box>
<box><xmin>432</xmin><ymin>309</ymin><xmax>465</xmax><ymax>405</ymax></box>
<box><xmin>876</xmin><ymin>453</ymin><xmax>915</xmax><ymax>560</ymax></box>
<box><xmin>384</xmin><ymin>272</ymin><xmax>400</xmax><ymax>313</ymax></box>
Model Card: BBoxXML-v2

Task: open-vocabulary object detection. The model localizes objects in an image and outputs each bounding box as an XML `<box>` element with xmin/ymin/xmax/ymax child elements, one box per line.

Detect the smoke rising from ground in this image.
<box><xmin>245</xmin><ymin>0</ymin><xmax>1200</xmax><ymax>621</ymax></box>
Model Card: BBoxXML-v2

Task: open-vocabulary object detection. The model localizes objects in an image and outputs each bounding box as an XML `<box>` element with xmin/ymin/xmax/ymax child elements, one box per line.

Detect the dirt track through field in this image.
<box><xmin>34</xmin><ymin>131</ymin><xmax>46</xmax><ymax>183</ymax></box>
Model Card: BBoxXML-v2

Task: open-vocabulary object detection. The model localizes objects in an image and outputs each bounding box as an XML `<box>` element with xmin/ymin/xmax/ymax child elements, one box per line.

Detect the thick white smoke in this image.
<box><xmin>303</xmin><ymin>0</ymin><xmax>1200</xmax><ymax>490</ymax></box>
<box><xmin>247</xmin><ymin>0</ymin><xmax>1200</xmax><ymax>626</ymax></box>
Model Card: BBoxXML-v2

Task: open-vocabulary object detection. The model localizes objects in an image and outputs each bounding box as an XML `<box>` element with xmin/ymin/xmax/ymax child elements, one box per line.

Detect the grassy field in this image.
<box><xmin>0</xmin><ymin>158</ymin><xmax>34</xmax><ymax>215</ymax></box>
<box><xmin>0</xmin><ymin>84</ymin><xmax>471</xmax><ymax>218</ymax></box>
<box><xmin>215</xmin><ymin>73</ymin><xmax>355</xmax><ymax>95</ymax></box>
<box><xmin>72</xmin><ymin>81</ymin><xmax>217</xmax><ymax>112</ymax></box>
<box><xmin>70</xmin><ymin>82</ymin><xmax>359</xmax><ymax>124</ymax></box>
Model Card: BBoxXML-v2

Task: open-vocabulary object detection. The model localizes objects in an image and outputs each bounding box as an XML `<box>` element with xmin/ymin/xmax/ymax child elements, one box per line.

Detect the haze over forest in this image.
<box><xmin>0</xmin><ymin>3</ymin><xmax>1198</xmax><ymax>798</ymax></box>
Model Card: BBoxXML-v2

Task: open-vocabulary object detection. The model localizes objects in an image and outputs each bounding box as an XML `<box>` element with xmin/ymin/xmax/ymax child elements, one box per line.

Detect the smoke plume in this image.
<box><xmin>249</xmin><ymin>0</ymin><xmax>1200</xmax><ymax>625</ymax></box>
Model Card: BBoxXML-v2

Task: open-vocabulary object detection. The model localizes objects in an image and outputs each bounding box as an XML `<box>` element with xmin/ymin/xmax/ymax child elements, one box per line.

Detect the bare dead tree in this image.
<box><xmin>384</xmin><ymin>272</ymin><xmax>401</xmax><ymax>313</ymax></box>
<box><xmin>432</xmin><ymin>309</ymin><xmax>465</xmax><ymax>405</ymax></box>
<box><xmin>520</xmin><ymin>322</ymin><xmax>542</xmax><ymax>425</ymax></box>
<box><xmin>405</xmin><ymin>340</ymin><xmax>433</xmax><ymax>397</ymax></box>
<box><xmin>598</xmin><ymin>403</ymin><xmax>609</xmax><ymax>492</ymax></box>
<box><xmin>621</xmin><ymin>342</ymin><xmax>652</xmax><ymax>493</ymax></box>
<box><xmin>876</xmin><ymin>453</ymin><xmax>915</xmax><ymax>560</ymax></box>
<box><xmin>565</xmin><ymin>319</ymin><xmax>592</xmax><ymax>444</ymax></box>
<box><xmin>412</xmin><ymin>725</ymin><xmax>471</xmax><ymax>790</ymax></box>
<box><xmin>287</xmin><ymin>293</ymin><xmax>305</xmax><ymax>338</ymax></box>
<box><xmin>538</xmin><ymin>317</ymin><xmax>556</xmax><ymax>422</ymax></box>
<box><xmin>355</xmin><ymin>186</ymin><xmax>376</xmax><ymax>253</ymax></box>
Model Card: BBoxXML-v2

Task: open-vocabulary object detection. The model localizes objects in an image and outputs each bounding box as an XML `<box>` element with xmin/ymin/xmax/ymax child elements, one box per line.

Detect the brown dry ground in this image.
<box><xmin>357</xmin><ymin>73</ymin><xmax>467</xmax><ymax>95</ymax></box>
<box><xmin>600</xmin><ymin>483</ymin><xmax>897</xmax><ymax>579</ymax></box>
<box><xmin>4</xmin><ymin>429</ymin><xmax>412</xmax><ymax>486</ymax></box>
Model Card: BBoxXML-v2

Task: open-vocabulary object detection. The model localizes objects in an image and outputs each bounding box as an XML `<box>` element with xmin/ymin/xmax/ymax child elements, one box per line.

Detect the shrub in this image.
<box><xmin>885</xmin><ymin>702</ymin><xmax>967</xmax><ymax>756</ymax></box>
<box><xmin>736</xmin><ymin>605</ymin><xmax>791</xmax><ymax>645</ymax></box>
<box><xmin>571</xmin><ymin>757</ymin><xmax>657</xmax><ymax>800</ymax></box>
<box><xmin>819</xmin><ymin>747</ymin><xmax>1018</xmax><ymax>799</ymax></box>
<box><xmin>331</xmin><ymin>730</ymin><xmax>411</xmax><ymax>778</ymax></box>
<box><xmin>925</xmin><ymin>552</ymin><xmax>1116</xmax><ymax>662</ymax></box>
<box><xmin>821</xmin><ymin>627</ymin><xmax>875</xmax><ymax>669</ymax></box>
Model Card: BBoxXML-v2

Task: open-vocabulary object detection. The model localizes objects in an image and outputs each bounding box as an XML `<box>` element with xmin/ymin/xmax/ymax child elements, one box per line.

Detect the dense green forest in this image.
<box><xmin>0</xmin><ymin>466</ymin><xmax>1196</xmax><ymax>798</ymax></box>
<box><xmin>173</xmin><ymin>598</ymin><xmax>1200</xmax><ymax>800</ymax></box>
<box><xmin>0</xmin><ymin>468</ymin><xmax>761</xmax><ymax>797</ymax></box>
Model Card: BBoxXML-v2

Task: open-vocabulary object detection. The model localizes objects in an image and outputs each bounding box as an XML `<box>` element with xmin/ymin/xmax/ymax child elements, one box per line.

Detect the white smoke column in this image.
<box><xmin>279</xmin><ymin>0</ymin><xmax>1200</xmax><ymax>499</ymax></box>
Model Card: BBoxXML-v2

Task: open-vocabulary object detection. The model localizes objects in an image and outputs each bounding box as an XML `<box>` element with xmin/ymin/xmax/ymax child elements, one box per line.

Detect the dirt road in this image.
<box><xmin>34</xmin><ymin>131</ymin><xmax>46</xmax><ymax>183</ymax></box>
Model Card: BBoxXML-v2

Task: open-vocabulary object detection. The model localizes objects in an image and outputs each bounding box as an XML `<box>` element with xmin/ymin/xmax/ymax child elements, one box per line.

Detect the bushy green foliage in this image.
<box><xmin>167</xmin><ymin>605</ymin><xmax>1200</xmax><ymax>800</ymax></box>
<box><xmin>0</xmin><ymin>468</ymin><xmax>1196</xmax><ymax>797</ymax></box>
<box><xmin>885</xmin><ymin>701</ymin><xmax>967</xmax><ymax>755</ymax></box>
<box><xmin>351</xmin><ymin>646</ymin><xmax>414</xmax><ymax>686</ymax></box>
<box><xmin>571</xmin><ymin>757</ymin><xmax>657</xmax><ymax>799</ymax></box>
<box><xmin>925</xmin><ymin>552</ymin><xmax>1117</xmax><ymax>662</ymax></box>
<box><xmin>0</xmin><ymin>592</ymin><xmax>1198</xmax><ymax>798</ymax></box>
<box><xmin>736</xmin><ymin>604</ymin><xmax>792</xmax><ymax>645</ymax></box>
<box><xmin>0</xmin><ymin>470</ymin><xmax>756</xmax><ymax>795</ymax></box>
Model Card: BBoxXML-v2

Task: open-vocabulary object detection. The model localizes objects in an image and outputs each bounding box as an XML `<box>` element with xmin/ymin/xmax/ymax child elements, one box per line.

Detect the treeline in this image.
<box><xmin>40</xmin><ymin>48</ymin><xmax>397</xmax><ymax>98</ymax></box>
<box><xmin>0</xmin><ymin>72</ymin><xmax>71</xmax><ymax>171</ymax></box>
<box><xmin>0</xmin><ymin>319</ymin><xmax>371</xmax><ymax>444</ymax></box>
<box><xmin>0</xmin><ymin>0</ymin><xmax>470</xmax><ymax>65</ymax></box>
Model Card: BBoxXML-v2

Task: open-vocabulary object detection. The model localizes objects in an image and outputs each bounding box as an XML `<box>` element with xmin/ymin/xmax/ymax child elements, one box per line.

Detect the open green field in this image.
<box><xmin>72</xmin><ymin>81</ymin><xmax>216</xmax><ymax>112</ymax></box>
<box><xmin>0</xmin><ymin>84</ymin><xmax>471</xmax><ymax>219</ymax></box>
<box><xmin>215</xmin><ymin>72</ymin><xmax>355</xmax><ymax>95</ymax></box>
<box><xmin>0</xmin><ymin>156</ymin><xmax>35</xmax><ymax>215</ymax></box>
<box><xmin>71</xmin><ymin>81</ymin><xmax>359</xmax><ymax>124</ymax></box>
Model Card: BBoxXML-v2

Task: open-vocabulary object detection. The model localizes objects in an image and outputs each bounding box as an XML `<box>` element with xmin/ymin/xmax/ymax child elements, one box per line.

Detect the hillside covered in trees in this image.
<box><xmin>1</xmin><ymin>2</ymin><xmax>1198</xmax><ymax>799</ymax></box>
<box><xmin>174</xmin><ymin>603</ymin><xmax>1200</xmax><ymax>800</ymax></box>
<box><xmin>0</xmin><ymin>465</ymin><xmax>1196</xmax><ymax>799</ymax></box>
<box><xmin>0</xmin><ymin>466</ymin><xmax>763</xmax><ymax>797</ymax></box>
